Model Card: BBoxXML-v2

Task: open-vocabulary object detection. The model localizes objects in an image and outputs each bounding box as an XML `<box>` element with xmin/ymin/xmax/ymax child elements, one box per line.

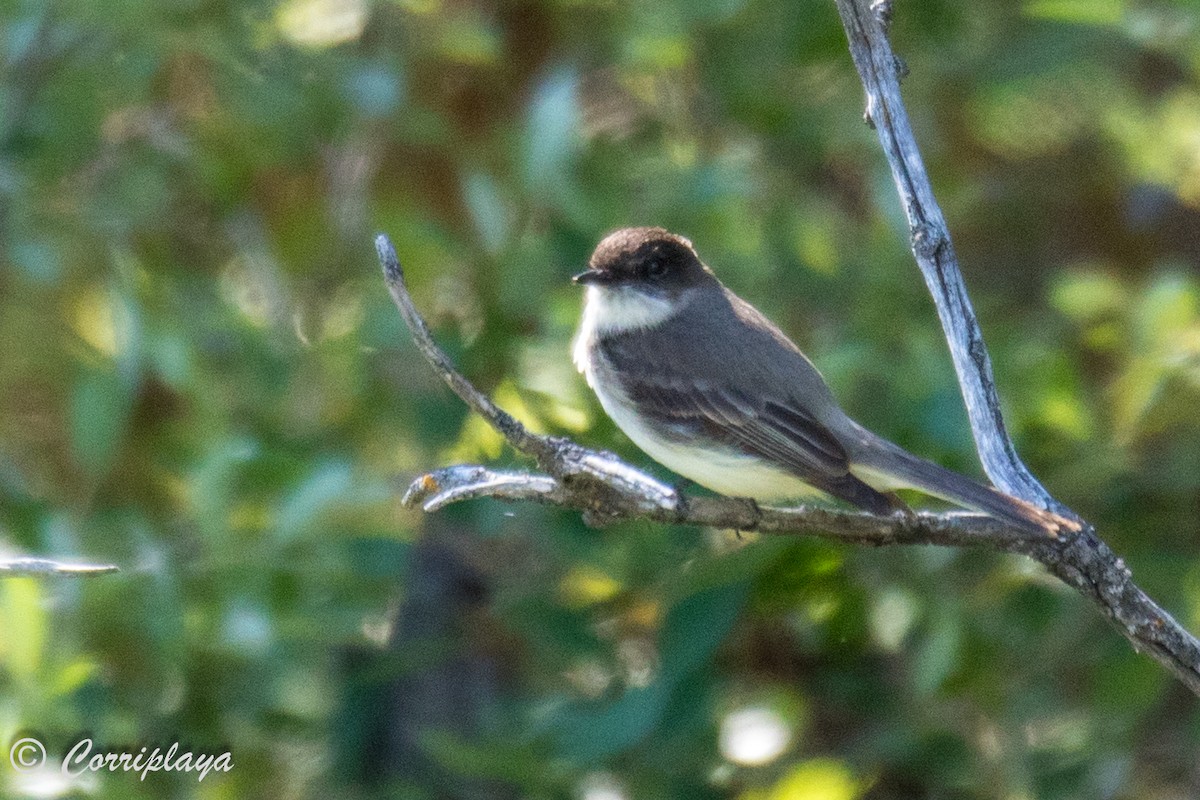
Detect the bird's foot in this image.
<box><xmin>733</xmin><ymin>496</ymin><xmax>762</xmax><ymax>538</ymax></box>
<box><xmin>882</xmin><ymin>491</ymin><xmax>918</xmax><ymax>524</ymax></box>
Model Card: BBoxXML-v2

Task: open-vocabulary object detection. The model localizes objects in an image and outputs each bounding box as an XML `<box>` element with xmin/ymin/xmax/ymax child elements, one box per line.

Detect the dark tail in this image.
<box><xmin>811</xmin><ymin>471</ymin><xmax>911</xmax><ymax>517</ymax></box>
<box><xmin>850</xmin><ymin>431</ymin><xmax>1078</xmax><ymax>535</ymax></box>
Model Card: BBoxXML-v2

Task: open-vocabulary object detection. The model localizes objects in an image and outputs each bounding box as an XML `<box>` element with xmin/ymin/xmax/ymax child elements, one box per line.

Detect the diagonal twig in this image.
<box><xmin>834</xmin><ymin>0</ymin><xmax>1065</xmax><ymax>514</ymax></box>
<box><xmin>376</xmin><ymin>236</ymin><xmax>560</xmax><ymax>468</ymax></box>
<box><xmin>832</xmin><ymin>0</ymin><xmax>1200</xmax><ymax>692</ymax></box>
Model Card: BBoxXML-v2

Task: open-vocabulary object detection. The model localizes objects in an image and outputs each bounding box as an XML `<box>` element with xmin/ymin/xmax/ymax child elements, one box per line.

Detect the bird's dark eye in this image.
<box><xmin>647</xmin><ymin>259</ymin><xmax>668</xmax><ymax>278</ymax></box>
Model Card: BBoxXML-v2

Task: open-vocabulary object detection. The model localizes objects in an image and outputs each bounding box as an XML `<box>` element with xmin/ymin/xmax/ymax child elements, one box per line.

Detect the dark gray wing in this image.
<box><xmin>598</xmin><ymin>323</ymin><xmax>902</xmax><ymax>514</ymax></box>
<box><xmin>620</xmin><ymin>372</ymin><xmax>847</xmax><ymax>476</ymax></box>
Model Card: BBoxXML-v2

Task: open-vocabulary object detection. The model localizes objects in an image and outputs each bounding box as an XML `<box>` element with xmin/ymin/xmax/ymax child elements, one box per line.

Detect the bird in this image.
<box><xmin>571</xmin><ymin>226</ymin><xmax>1074</xmax><ymax>535</ymax></box>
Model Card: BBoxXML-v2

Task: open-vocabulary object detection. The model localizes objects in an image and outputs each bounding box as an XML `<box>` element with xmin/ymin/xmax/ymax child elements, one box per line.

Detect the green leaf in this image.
<box><xmin>0</xmin><ymin>578</ymin><xmax>46</xmax><ymax>685</ymax></box>
<box><xmin>911</xmin><ymin>606</ymin><xmax>962</xmax><ymax>695</ymax></box>
<box><xmin>523</xmin><ymin>69</ymin><xmax>580</xmax><ymax>188</ymax></box>
<box><xmin>553</xmin><ymin>681</ymin><xmax>672</xmax><ymax>763</ymax></box>
<box><xmin>552</xmin><ymin>583</ymin><xmax>748</xmax><ymax>763</ymax></box>
<box><xmin>660</xmin><ymin>582</ymin><xmax>749</xmax><ymax>678</ymax></box>
<box><xmin>421</xmin><ymin>730</ymin><xmax>553</xmax><ymax>788</ymax></box>
<box><xmin>52</xmin><ymin>658</ymin><xmax>99</xmax><ymax>696</ymax></box>
<box><xmin>275</xmin><ymin>459</ymin><xmax>355</xmax><ymax>539</ymax></box>
<box><xmin>70</xmin><ymin>367</ymin><xmax>134</xmax><ymax>476</ymax></box>
<box><xmin>462</xmin><ymin>172</ymin><xmax>515</xmax><ymax>255</ymax></box>
<box><xmin>1024</xmin><ymin>0</ymin><xmax>1123</xmax><ymax>25</ymax></box>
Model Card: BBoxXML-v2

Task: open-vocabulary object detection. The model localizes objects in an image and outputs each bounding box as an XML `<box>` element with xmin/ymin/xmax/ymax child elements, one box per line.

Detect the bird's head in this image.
<box><xmin>573</xmin><ymin>227</ymin><xmax>711</xmax><ymax>295</ymax></box>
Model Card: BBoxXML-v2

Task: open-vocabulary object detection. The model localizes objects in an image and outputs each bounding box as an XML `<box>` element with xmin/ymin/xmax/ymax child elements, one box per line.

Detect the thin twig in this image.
<box><xmin>834</xmin><ymin>0</ymin><xmax>1065</xmax><ymax>514</ymax></box>
<box><xmin>376</xmin><ymin>236</ymin><xmax>558</xmax><ymax>467</ymax></box>
<box><xmin>831</xmin><ymin>0</ymin><xmax>1200</xmax><ymax>692</ymax></box>
<box><xmin>0</xmin><ymin>558</ymin><xmax>119</xmax><ymax>578</ymax></box>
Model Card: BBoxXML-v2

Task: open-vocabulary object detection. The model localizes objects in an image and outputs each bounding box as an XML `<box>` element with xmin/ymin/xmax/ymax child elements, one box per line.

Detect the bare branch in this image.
<box><xmin>0</xmin><ymin>558</ymin><xmax>119</xmax><ymax>578</ymax></box>
<box><xmin>377</xmin><ymin>226</ymin><xmax>1200</xmax><ymax>694</ymax></box>
<box><xmin>1021</xmin><ymin>536</ymin><xmax>1200</xmax><ymax>695</ymax></box>
<box><xmin>403</xmin><ymin>465</ymin><xmax>566</xmax><ymax>512</ymax></box>
<box><xmin>403</xmin><ymin>465</ymin><xmax>1036</xmax><ymax>549</ymax></box>
<box><xmin>376</xmin><ymin>235</ymin><xmax>559</xmax><ymax>468</ymax></box>
<box><xmin>373</xmin><ymin>0</ymin><xmax>1200</xmax><ymax>701</ymax></box>
<box><xmin>831</xmin><ymin>0</ymin><xmax>1200</xmax><ymax>693</ymax></box>
<box><xmin>833</xmin><ymin>0</ymin><xmax>1065</xmax><ymax>515</ymax></box>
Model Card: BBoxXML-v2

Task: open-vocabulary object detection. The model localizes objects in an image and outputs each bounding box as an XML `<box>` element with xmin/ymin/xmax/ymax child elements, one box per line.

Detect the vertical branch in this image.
<box><xmin>832</xmin><ymin>0</ymin><xmax>1069</xmax><ymax>516</ymax></box>
<box><xmin>828</xmin><ymin>0</ymin><xmax>1200</xmax><ymax>695</ymax></box>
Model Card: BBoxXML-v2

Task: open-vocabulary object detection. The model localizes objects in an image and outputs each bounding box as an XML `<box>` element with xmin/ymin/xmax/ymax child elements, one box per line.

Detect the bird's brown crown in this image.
<box><xmin>582</xmin><ymin>227</ymin><xmax>709</xmax><ymax>288</ymax></box>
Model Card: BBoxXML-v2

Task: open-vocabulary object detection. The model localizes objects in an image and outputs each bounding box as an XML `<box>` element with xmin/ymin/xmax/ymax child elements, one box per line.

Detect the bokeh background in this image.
<box><xmin>3</xmin><ymin>0</ymin><xmax>1200</xmax><ymax>797</ymax></box>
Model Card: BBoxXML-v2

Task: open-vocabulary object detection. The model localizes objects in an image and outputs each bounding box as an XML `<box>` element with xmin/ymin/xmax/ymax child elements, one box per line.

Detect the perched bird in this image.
<box><xmin>572</xmin><ymin>226</ymin><xmax>1072</xmax><ymax>535</ymax></box>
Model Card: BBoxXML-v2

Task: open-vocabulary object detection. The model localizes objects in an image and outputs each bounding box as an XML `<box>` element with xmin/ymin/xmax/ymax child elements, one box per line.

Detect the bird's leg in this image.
<box><xmin>883</xmin><ymin>491</ymin><xmax>919</xmax><ymax>525</ymax></box>
<box><xmin>733</xmin><ymin>496</ymin><xmax>762</xmax><ymax>539</ymax></box>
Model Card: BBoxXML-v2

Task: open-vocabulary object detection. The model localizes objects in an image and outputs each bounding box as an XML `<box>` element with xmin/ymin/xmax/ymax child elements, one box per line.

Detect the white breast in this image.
<box><xmin>573</xmin><ymin>288</ymin><xmax>827</xmax><ymax>502</ymax></box>
<box><xmin>572</xmin><ymin>285</ymin><xmax>677</xmax><ymax>380</ymax></box>
<box><xmin>600</xmin><ymin>389</ymin><xmax>827</xmax><ymax>501</ymax></box>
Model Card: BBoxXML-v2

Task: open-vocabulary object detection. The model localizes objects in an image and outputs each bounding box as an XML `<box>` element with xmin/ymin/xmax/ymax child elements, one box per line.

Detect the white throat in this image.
<box><xmin>572</xmin><ymin>285</ymin><xmax>678</xmax><ymax>375</ymax></box>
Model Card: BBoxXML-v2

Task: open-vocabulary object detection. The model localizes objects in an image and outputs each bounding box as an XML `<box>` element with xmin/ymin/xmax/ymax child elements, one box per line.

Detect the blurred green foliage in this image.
<box><xmin>2</xmin><ymin>0</ymin><xmax>1200</xmax><ymax>797</ymax></box>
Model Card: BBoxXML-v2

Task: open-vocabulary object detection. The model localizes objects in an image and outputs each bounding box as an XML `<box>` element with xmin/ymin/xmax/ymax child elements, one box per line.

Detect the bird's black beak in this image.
<box><xmin>572</xmin><ymin>269</ymin><xmax>611</xmax><ymax>286</ymax></box>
